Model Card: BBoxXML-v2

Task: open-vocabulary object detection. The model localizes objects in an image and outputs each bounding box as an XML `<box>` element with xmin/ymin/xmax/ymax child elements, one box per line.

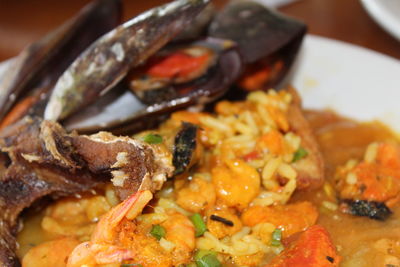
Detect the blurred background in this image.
<box><xmin>0</xmin><ymin>0</ymin><xmax>399</xmax><ymax>61</ymax></box>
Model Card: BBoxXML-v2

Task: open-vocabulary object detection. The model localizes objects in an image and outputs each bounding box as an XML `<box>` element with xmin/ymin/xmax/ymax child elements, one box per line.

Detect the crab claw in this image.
<box><xmin>44</xmin><ymin>0</ymin><xmax>210</xmax><ymax>122</ymax></box>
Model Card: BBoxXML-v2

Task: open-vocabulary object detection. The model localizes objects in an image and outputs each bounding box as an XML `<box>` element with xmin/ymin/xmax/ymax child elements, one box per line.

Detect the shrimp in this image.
<box><xmin>22</xmin><ymin>237</ymin><xmax>80</xmax><ymax>267</ymax></box>
<box><xmin>335</xmin><ymin>142</ymin><xmax>400</xmax><ymax>206</ymax></box>
<box><xmin>257</xmin><ymin>130</ymin><xmax>285</xmax><ymax>155</ymax></box>
<box><xmin>206</xmin><ymin>207</ymin><xmax>242</xmax><ymax>239</ymax></box>
<box><xmin>41</xmin><ymin>195</ymin><xmax>111</xmax><ymax>240</ymax></box>
<box><xmin>67</xmin><ymin>190</ymin><xmax>196</xmax><ymax>267</ymax></box>
<box><xmin>175</xmin><ymin>176</ymin><xmax>216</xmax><ymax>213</ymax></box>
<box><xmin>212</xmin><ymin>159</ymin><xmax>260</xmax><ymax>210</ymax></box>
<box><xmin>67</xmin><ymin>190</ymin><xmax>154</xmax><ymax>267</ymax></box>
<box><xmin>161</xmin><ymin>212</ymin><xmax>196</xmax><ymax>266</ymax></box>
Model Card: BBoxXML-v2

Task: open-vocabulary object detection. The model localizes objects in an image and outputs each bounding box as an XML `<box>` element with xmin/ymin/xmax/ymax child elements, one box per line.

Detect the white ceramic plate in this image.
<box><xmin>292</xmin><ymin>35</ymin><xmax>400</xmax><ymax>132</ymax></box>
<box><xmin>1</xmin><ymin>35</ymin><xmax>400</xmax><ymax>131</ymax></box>
<box><xmin>361</xmin><ymin>0</ymin><xmax>400</xmax><ymax>41</ymax></box>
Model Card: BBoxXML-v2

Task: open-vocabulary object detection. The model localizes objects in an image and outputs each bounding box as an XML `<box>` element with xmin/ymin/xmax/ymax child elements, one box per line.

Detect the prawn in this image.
<box><xmin>67</xmin><ymin>190</ymin><xmax>153</xmax><ymax>267</ymax></box>
<box><xmin>22</xmin><ymin>237</ymin><xmax>80</xmax><ymax>267</ymax></box>
<box><xmin>336</xmin><ymin>142</ymin><xmax>400</xmax><ymax>206</ymax></box>
<box><xmin>212</xmin><ymin>159</ymin><xmax>260</xmax><ymax>210</ymax></box>
<box><xmin>175</xmin><ymin>176</ymin><xmax>216</xmax><ymax>213</ymax></box>
<box><xmin>160</xmin><ymin>212</ymin><xmax>196</xmax><ymax>266</ymax></box>
<box><xmin>41</xmin><ymin>195</ymin><xmax>111</xmax><ymax>240</ymax></box>
<box><xmin>67</xmin><ymin>190</ymin><xmax>196</xmax><ymax>267</ymax></box>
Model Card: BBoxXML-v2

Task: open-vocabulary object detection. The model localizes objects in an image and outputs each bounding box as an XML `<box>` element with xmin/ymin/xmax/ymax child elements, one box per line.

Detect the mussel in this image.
<box><xmin>63</xmin><ymin>37</ymin><xmax>242</xmax><ymax>133</ymax></box>
<box><xmin>172</xmin><ymin>122</ymin><xmax>200</xmax><ymax>175</ymax></box>
<box><xmin>44</xmin><ymin>0</ymin><xmax>211</xmax><ymax>122</ymax></box>
<box><xmin>0</xmin><ymin>0</ymin><xmax>306</xmax><ymax>136</ymax></box>
<box><xmin>209</xmin><ymin>0</ymin><xmax>306</xmax><ymax>91</ymax></box>
<box><xmin>0</xmin><ymin>0</ymin><xmax>122</xmax><ymax>128</ymax></box>
<box><xmin>342</xmin><ymin>199</ymin><xmax>392</xmax><ymax>221</ymax></box>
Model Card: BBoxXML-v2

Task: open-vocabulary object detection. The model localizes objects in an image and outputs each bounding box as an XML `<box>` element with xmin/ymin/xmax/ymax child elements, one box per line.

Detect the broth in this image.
<box><xmin>293</xmin><ymin>110</ymin><xmax>400</xmax><ymax>266</ymax></box>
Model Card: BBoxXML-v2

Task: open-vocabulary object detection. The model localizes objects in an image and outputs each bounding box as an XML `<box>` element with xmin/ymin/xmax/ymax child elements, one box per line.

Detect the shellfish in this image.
<box><xmin>0</xmin><ymin>0</ymin><xmax>306</xmax><ymax>135</ymax></box>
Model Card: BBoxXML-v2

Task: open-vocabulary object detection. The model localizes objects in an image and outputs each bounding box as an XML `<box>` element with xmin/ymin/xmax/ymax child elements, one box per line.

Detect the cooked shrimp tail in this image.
<box><xmin>92</xmin><ymin>190</ymin><xmax>153</xmax><ymax>243</ymax></box>
<box><xmin>67</xmin><ymin>190</ymin><xmax>153</xmax><ymax>267</ymax></box>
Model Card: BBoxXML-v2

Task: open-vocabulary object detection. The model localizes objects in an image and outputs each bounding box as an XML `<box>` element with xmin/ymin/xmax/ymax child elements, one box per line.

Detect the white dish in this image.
<box><xmin>0</xmin><ymin>58</ymin><xmax>15</xmax><ymax>85</ymax></box>
<box><xmin>292</xmin><ymin>35</ymin><xmax>400</xmax><ymax>132</ymax></box>
<box><xmin>1</xmin><ymin>35</ymin><xmax>400</xmax><ymax>131</ymax></box>
<box><xmin>360</xmin><ymin>0</ymin><xmax>400</xmax><ymax>41</ymax></box>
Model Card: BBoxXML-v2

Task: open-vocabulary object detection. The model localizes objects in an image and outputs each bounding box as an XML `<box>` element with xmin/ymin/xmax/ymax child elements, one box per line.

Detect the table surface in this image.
<box><xmin>0</xmin><ymin>0</ymin><xmax>399</xmax><ymax>62</ymax></box>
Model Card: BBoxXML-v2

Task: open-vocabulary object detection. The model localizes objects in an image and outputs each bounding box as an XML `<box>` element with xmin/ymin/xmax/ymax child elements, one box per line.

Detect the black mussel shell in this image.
<box><xmin>128</xmin><ymin>38</ymin><xmax>226</xmax><ymax>104</ymax></box>
<box><xmin>44</xmin><ymin>0</ymin><xmax>210</xmax><ymax>122</ymax></box>
<box><xmin>173</xmin><ymin>122</ymin><xmax>199</xmax><ymax>175</ymax></box>
<box><xmin>342</xmin><ymin>199</ymin><xmax>392</xmax><ymax>221</ymax></box>
<box><xmin>63</xmin><ymin>37</ymin><xmax>242</xmax><ymax>134</ymax></box>
<box><xmin>0</xmin><ymin>0</ymin><xmax>122</xmax><ymax>127</ymax></box>
<box><xmin>209</xmin><ymin>0</ymin><xmax>306</xmax><ymax>90</ymax></box>
<box><xmin>173</xmin><ymin>3</ymin><xmax>216</xmax><ymax>41</ymax></box>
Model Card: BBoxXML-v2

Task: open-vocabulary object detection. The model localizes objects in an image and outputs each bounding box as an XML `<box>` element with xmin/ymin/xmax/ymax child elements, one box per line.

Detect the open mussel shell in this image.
<box><xmin>173</xmin><ymin>122</ymin><xmax>199</xmax><ymax>175</ymax></box>
<box><xmin>63</xmin><ymin>38</ymin><xmax>242</xmax><ymax>134</ymax></box>
<box><xmin>209</xmin><ymin>0</ymin><xmax>306</xmax><ymax>90</ymax></box>
<box><xmin>44</xmin><ymin>0</ymin><xmax>210</xmax><ymax>122</ymax></box>
<box><xmin>173</xmin><ymin>3</ymin><xmax>216</xmax><ymax>41</ymax></box>
<box><xmin>0</xmin><ymin>0</ymin><xmax>122</xmax><ymax>127</ymax></box>
<box><xmin>128</xmin><ymin>38</ymin><xmax>224</xmax><ymax>104</ymax></box>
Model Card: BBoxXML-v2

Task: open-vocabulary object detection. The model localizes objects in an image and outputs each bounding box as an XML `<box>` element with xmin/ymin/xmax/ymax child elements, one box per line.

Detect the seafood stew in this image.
<box><xmin>19</xmin><ymin>89</ymin><xmax>331</xmax><ymax>267</ymax></box>
<box><xmin>17</xmin><ymin>91</ymin><xmax>400</xmax><ymax>267</ymax></box>
<box><xmin>0</xmin><ymin>0</ymin><xmax>309</xmax><ymax>265</ymax></box>
<box><xmin>0</xmin><ymin>0</ymin><xmax>400</xmax><ymax>266</ymax></box>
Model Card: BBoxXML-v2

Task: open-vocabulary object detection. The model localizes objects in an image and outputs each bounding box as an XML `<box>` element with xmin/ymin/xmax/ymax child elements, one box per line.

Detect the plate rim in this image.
<box><xmin>360</xmin><ymin>0</ymin><xmax>400</xmax><ymax>42</ymax></box>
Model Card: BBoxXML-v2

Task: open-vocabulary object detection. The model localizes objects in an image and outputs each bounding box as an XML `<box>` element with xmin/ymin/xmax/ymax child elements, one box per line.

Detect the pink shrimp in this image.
<box><xmin>67</xmin><ymin>190</ymin><xmax>153</xmax><ymax>267</ymax></box>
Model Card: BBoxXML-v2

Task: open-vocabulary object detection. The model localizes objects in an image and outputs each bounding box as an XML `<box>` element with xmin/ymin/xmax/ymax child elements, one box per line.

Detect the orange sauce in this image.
<box><xmin>292</xmin><ymin>110</ymin><xmax>400</xmax><ymax>266</ymax></box>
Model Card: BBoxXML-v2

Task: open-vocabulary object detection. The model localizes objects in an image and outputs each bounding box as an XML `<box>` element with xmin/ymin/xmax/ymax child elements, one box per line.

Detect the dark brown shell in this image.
<box><xmin>63</xmin><ymin>38</ymin><xmax>242</xmax><ymax>134</ymax></box>
<box><xmin>0</xmin><ymin>0</ymin><xmax>122</xmax><ymax>125</ymax></box>
<box><xmin>44</xmin><ymin>0</ymin><xmax>210</xmax><ymax>122</ymax></box>
<box><xmin>209</xmin><ymin>0</ymin><xmax>306</xmax><ymax>89</ymax></box>
<box><xmin>173</xmin><ymin>122</ymin><xmax>199</xmax><ymax>175</ymax></box>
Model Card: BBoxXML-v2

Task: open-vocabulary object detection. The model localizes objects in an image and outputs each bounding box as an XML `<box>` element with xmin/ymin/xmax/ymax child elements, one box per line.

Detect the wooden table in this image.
<box><xmin>0</xmin><ymin>0</ymin><xmax>399</xmax><ymax>62</ymax></box>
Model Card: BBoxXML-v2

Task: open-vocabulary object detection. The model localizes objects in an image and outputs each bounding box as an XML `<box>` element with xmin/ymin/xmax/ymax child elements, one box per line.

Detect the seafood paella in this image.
<box><xmin>1</xmin><ymin>0</ymin><xmax>400</xmax><ymax>267</ymax></box>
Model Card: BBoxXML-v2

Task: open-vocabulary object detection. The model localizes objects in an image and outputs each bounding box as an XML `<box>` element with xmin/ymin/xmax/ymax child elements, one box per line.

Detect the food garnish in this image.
<box><xmin>194</xmin><ymin>250</ymin><xmax>221</xmax><ymax>267</ymax></box>
<box><xmin>271</xmin><ymin>228</ymin><xmax>283</xmax><ymax>247</ymax></box>
<box><xmin>190</xmin><ymin>213</ymin><xmax>207</xmax><ymax>237</ymax></box>
<box><xmin>150</xmin><ymin>224</ymin><xmax>166</xmax><ymax>240</ymax></box>
<box><xmin>292</xmin><ymin>147</ymin><xmax>308</xmax><ymax>162</ymax></box>
<box><xmin>143</xmin><ymin>133</ymin><xmax>163</xmax><ymax>144</ymax></box>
